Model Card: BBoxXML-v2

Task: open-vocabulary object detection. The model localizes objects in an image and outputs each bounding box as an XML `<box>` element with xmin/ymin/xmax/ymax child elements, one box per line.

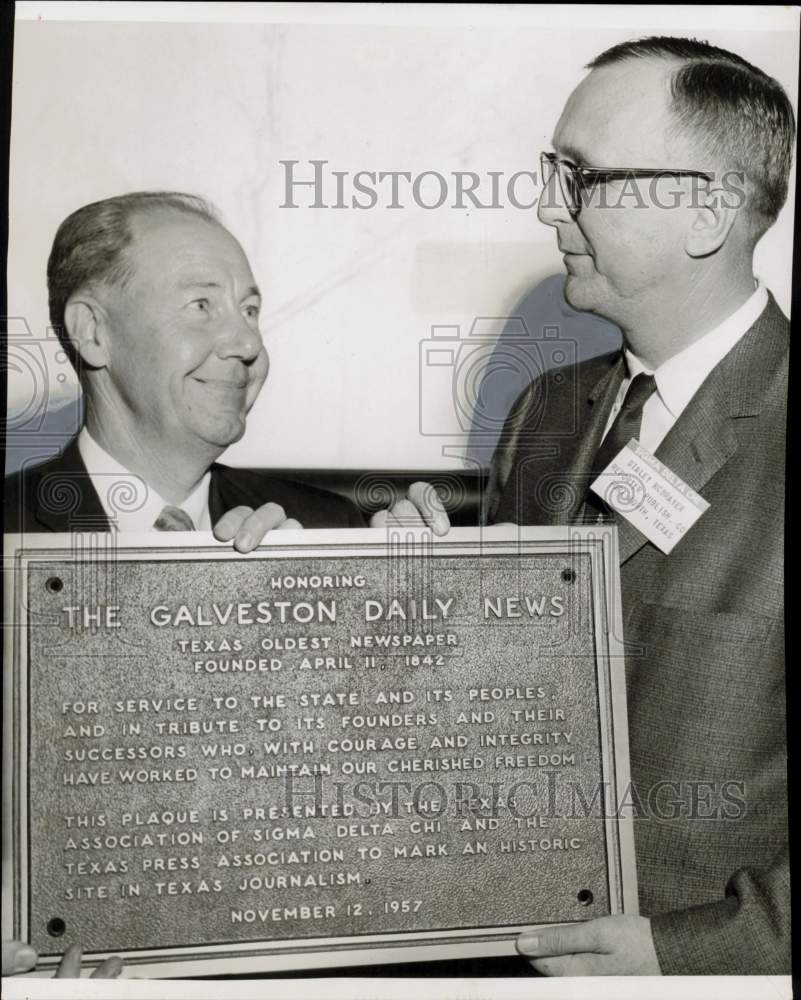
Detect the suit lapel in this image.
<box><xmin>209</xmin><ymin>466</ymin><xmax>229</xmax><ymax>525</ymax></box>
<box><xmin>613</xmin><ymin>298</ymin><xmax>788</xmax><ymax>565</ymax></box>
<box><xmin>31</xmin><ymin>438</ymin><xmax>109</xmax><ymax>532</ymax></box>
<box><xmin>564</xmin><ymin>356</ymin><xmax>626</xmax><ymax>523</ymax></box>
<box><xmin>510</xmin><ymin>356</ymin><xmax>625</xmax><ymax>526</ymax></box>
<box><xmin>209</xmin><ymin>464</ymin><xmax>254</xmax><ymax>525</ymax></box>
<box><xmin>614</xmin><ymin>363</ymin><xmax>738</xmax><ymax>564</ymax></box>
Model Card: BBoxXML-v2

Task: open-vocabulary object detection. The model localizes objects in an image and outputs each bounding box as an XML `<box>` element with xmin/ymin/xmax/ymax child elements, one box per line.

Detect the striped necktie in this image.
<box><xmin>584</xmin><ymin>372</ymin><xmax>656</xmax><ymax>518</ymax></box>
<box><xmin>593</xmin><ymin>372</ymin><xmax>657</xmax><ymax>474</ymax></box>
<box><xmin>153</xmin><ymin>505</ymin><xmax>195</xmax><ymax>531</ymax></box>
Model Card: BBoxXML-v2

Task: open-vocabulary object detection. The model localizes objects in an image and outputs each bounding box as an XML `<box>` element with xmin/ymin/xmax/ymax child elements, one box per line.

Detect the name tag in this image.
<box><xmin>590</xmin><ymin>439</ymin><xmax>709</xmax><ymax>554</ymax></box>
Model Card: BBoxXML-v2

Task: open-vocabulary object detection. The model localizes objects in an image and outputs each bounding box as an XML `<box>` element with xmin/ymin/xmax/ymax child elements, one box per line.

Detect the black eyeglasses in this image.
<box><xmin>540</xmin><ymin>151</ymin><xmax>713</xmax><ymax>216</ymax></box>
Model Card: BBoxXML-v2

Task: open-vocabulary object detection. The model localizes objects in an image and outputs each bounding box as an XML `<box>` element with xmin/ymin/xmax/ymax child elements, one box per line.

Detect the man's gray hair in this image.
<box><xmin>588</xmin><ymin>36</ymin><xmax>796</xmax><ymax>239</ymax></box>
<box><xmin>47</xmin><ymin>191</ymin><xmax>220</xmax><ymax>370</ymax></box>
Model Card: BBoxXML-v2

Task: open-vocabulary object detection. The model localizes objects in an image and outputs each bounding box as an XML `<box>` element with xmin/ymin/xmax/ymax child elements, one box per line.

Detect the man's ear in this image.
<box><xmin>685</xmin><ymin>187</ymin><xmax>739</xmax><ymax>258</ymax></box>
<box><xmin>63</xmin><ymin>296</ymin><xmax>111</xmax><ymax>369</ymax></box>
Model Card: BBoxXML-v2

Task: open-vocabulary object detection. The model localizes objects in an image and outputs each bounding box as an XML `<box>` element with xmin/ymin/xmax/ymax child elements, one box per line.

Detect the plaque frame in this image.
<box><xmin>3</xmin><ymin>525</ymin><xmax>637</xmax><ymax>977</ymax></box>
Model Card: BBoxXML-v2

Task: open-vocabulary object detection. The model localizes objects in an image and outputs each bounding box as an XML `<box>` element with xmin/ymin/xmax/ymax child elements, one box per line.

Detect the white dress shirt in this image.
<box><xmin>601</xmin><ymin>281</ymin><xmax>769</xmax><ymax>453</ymax></box>
<box><xmin>77</xmin><ymin>428</ymin><xmax>211</xmax><ymax>531</ymax></box>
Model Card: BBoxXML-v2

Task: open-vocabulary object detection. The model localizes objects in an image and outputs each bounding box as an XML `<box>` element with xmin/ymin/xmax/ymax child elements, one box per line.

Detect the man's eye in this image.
<box><xmin>244</xmin><ymin>304</ymin><xmax>260</xmax><ymax>320</ymax></box>
<box><xmin>191</xmin><ymin>298</ymin><xmax>210</xmax><ymax>313</ymax></box>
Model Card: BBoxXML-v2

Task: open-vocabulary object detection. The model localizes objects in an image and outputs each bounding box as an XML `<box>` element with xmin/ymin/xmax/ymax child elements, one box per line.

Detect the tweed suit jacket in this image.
<box><xmin>4</xmin><ymin>437</ymin><xmax>366</xmax><ymax>534</ymax></box>
<box><xmin>489</xmin><ymin>295</ymin><xmax>789</xmax><ymax>975</ymax></box>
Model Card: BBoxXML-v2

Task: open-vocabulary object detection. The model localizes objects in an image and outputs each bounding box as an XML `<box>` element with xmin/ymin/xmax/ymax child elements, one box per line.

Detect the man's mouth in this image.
<box><xmin>192</xmin><ymin>377</ymin><xmax>249</xmax><ymax>390</ymax></box>
<box><xmin>561</xmin><ymin>250</ymin><xmax>596</xmax><ymax>276</ymax></box>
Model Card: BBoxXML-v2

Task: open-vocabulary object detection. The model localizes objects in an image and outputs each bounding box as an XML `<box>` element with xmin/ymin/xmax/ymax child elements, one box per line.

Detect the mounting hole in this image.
<box><xmin>561</xmin><ymin>569</ymin><xmax>576</xmax><ymax>583</ymax></box>
<box><xmin>46</xmin><ymin>576</ymin><xmax>63</xmax><ymax>593</ymax></box>
<box><xmin>577</xmin><ymin>889</ymin><xmax>594</xmax><ymax>906</ymax></box>
<box><xmin>47</xmin><ymin>917</ymin><xmax>66</xmax><ymax>937</ymax></box>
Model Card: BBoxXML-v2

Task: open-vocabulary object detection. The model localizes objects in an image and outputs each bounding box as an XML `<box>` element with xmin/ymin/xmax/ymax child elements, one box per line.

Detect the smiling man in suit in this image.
<box><xmin>5</xmin><ymin>192</ymin><xmax>363</xmax><ymax>542</ymax></box>
<box><xmin>2</xmin><ymin>192</ymin><xmax>363</xmax><ymax>979</ymax></box>
<box><xmin>365</xmin><ymin>36</ymin><xmax>794</xmax><ymax>975</ymax></box>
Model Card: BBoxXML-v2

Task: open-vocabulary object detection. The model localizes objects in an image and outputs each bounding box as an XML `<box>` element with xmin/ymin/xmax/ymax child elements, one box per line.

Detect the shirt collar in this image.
<box><xmin>177</xmin><ymin>470</ymin><xmax>212</xmax><ymax>531</ymax></box>
<box><xmin>624</xmin><ymin>280</ymin><xmax>768</xmax><ymax>419</ymax></box>
<box><xmin>77</xmin><ymin>428</ymin><xmax>210</xmax><ymax>531</ymax></box>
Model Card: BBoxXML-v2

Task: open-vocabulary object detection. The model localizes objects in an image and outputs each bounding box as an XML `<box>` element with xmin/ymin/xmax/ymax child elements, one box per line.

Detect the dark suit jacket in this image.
<box><xmin>489</xmin><ymin>294</ymin><xmax>789</xmax><ymax>974</ymax></box>
<box><xmin>4</xmin><ymin>437</ymin><xmax>366</xmax><ymax>533</ymax></box>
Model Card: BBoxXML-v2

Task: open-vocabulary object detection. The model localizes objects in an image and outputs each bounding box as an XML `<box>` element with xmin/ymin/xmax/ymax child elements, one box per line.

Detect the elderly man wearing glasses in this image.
<box><xmin>366</xmin><ymin>36</ymin><xmax>794</xmax><ymax>976</ymax></box>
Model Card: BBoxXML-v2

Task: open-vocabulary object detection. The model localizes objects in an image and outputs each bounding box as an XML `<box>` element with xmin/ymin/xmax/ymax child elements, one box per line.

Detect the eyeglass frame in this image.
<box><xmin>540</xmin><ymin>151</ymin><xmax>714</xmax><ymax>216</ymax></box>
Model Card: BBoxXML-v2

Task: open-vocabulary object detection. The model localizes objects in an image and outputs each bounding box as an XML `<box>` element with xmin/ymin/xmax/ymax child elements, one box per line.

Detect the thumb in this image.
<box><xmin>517</xmin><ymin>921</ymin><xmax>602</xmax><ymax>957</ymax></box>
<box><xmin>2</xmin><ymin>940</ymin><xmax>38</xmax><ymax>975</ymax></box>
<box><xmin>408</xmin><ymin>481</ymin><xmax>450</xmax><ymax>536</ymax></box>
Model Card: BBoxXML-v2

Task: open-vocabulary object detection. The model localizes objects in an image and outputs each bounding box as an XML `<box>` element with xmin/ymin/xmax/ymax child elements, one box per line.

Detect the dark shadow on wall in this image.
<box><xmin>465</xmin><ymin>273</ymin><xmax>621</xmax><ymax>468</ymax></box>
<box><xmin>5</xmin><ymin>394</ymin><xmax>84</xmax><ymax>477</ymax></box>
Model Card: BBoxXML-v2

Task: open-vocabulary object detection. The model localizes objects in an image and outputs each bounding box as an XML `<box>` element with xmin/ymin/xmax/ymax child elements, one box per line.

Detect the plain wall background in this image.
<box><xmin>7</xmin><ymin>4</ymin><xmax>798</xmax><ymax>469</ymax></box>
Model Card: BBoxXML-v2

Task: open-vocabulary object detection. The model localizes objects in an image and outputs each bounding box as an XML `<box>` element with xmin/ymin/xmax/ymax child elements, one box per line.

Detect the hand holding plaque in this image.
<box><xmin>223</xmin><ymin>480</ymin><xmax>452</xmax><ymax>553</ymax></box>
<box><xmin>516</xmin><ymin>914</ymin><xmax>659</xmax><ymax>976</ymax></box>
<box><xmin>369</xmin><ymin>482</ymin><xmax>452</xmax><ymax>537</ymax></box>
<box><xmin>2</xmin><ymin>940</ymin><xmax>123</xmax><ymax>979</ymax></box>
<box><xmin>213</xmin><ymin>502</ymin><xmax>304</xmax><ymax>553</ymax></box>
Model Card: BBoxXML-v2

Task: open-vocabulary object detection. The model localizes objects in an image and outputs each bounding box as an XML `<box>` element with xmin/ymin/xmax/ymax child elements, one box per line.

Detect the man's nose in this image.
<box><xmin>216</xmin><ymin>311</ymin><xmax>263</xmax><ymax>362</ymax></box>
<box><xmin>537</xmin><ymin>174</ymin><xmax>574</xmax><ymax>227</ymax></box>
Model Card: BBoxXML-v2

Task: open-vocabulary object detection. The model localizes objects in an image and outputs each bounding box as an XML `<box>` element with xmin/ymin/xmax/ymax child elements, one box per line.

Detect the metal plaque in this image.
<box><xmin>3</xmin><ymin>526</ymin><xmax>637</xmax><ymax>977</ymax></box>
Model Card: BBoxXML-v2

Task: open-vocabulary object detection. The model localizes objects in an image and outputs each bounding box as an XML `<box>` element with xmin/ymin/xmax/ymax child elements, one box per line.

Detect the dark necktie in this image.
<box><xmin>593</xmin><ymin>371</ymin><xmax>657</xmax><ymax>473</ymax></box>
<box><xmin>153</xmin><ymin>505</ymin><xmax>196</xmax><ymax>531</ymax></box>
<box><xmin>583</xmin><ymin>372</ymin><xmax>656</xmax><ymax>518</ymax></box>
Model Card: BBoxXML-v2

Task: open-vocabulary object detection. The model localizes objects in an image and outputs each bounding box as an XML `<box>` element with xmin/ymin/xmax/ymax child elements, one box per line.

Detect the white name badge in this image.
<box><xmin>590</xmin><ymin>438</ymin><xmax>710</xmax><ymax>554</ymax></box>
